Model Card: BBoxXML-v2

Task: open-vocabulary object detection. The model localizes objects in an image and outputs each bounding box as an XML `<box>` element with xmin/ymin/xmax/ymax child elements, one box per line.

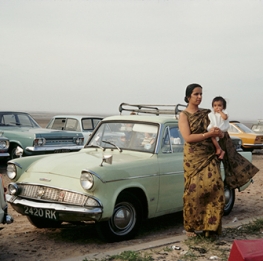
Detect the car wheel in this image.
<box><xmin>96</xmin><ymin>192</ymin><xmax>143</xmax><ymax>242</ymax></box>
<box><xmin>224</xmin><ymin>185</ymin><xmax>235</xmax><ymax>216</ymax></box>
<box><xmin>27</xmin><ymin>216</ymin><xmax>62</xmax><ymax>228</ymax></box>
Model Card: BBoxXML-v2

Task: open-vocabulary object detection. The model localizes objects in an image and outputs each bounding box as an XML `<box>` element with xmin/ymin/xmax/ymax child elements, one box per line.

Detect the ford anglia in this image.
<box><xmin>5</xmin><ymin>104</ymin><xmax>253</xmax><ymax>242</ymax></box>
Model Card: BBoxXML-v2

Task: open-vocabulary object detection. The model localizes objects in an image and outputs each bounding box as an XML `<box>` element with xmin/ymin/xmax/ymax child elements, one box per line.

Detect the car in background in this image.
<box><xmin>0</xmin><ymin>111</ymin><xmax>84</xmax><ymax>159</ymax></box>
<box><xmin>251</xmin><ymin>120</ymin><xmax>263</xmax><ymax>134</ymax></box>
<box><xmin>228</xmin><ymin>121</ymin><xmax>263</xmax><ymax>152</ymax></box>
<box><xmin>230</xmin><ymin>136</ymin><xmax>242</xmax><ymax>152</ymax></box>
<box><xmin>46</xmin><ymin>115</ymin><xmax>103</xmax><ymax>144</ymax></box>
<box><xmin>0</xmin><ymin>133</ymin><xmax>10</xmax><ymax>159</ymax></box>
<box><xmin>5</xmin><ymin>104</ymin><xmax>254</xmax><ymax>242</ymax></box>
<box><xmin>0</xmin><ymin>174</ymin><xmax>13</xmax><ymax>226</ymax></box>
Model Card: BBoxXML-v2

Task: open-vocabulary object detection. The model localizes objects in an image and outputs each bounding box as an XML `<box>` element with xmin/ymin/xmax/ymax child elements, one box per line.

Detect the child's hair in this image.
<box><xmin>212</xmin><ymin>96</ymin><xmax>227</xmax><ymax>109</ymax></box>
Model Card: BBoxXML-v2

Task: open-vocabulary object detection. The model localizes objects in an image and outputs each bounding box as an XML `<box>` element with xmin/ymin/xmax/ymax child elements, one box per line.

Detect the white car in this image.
<box><xmin>46</xmin><ymin>115</ymin><xmax>103</xmax><ymax>144</ymax></box>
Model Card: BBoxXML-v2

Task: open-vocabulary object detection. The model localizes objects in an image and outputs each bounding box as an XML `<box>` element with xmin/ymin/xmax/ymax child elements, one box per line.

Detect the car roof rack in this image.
<box><xmin>119</xmin><ymin>103</ymin><xmax>187</xmax><ymax>117</ymax></box>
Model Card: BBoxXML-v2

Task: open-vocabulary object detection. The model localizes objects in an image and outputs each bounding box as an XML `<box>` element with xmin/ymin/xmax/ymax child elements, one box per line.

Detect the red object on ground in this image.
<box><xmin>228</xmin><ymin>239</ymin><xmax>263</xmax><ymax>261</ymax></box>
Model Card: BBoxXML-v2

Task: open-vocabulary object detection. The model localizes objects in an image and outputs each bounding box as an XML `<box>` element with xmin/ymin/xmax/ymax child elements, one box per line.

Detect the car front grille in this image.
<box><xmin>19</xmin><ymin>184</ymin><xmax>87</xmax><ymax>206</ymax></box>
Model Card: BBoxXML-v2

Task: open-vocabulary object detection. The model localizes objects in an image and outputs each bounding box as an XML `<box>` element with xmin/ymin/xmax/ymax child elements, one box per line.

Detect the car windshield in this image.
<box><xmin>0</xmin><ymin>112</ymin><xmax>40</xmax><ymax>128</ymax></box>
<box><xmin>235</xmin><ymin>123</ymin><xmax>255</xmax><ymax>133</ymax></box>
<box><xmin>252</xmin><ymin>125</ymin><xmax>263</xmax><ymax>132</ymax></box>
<box><xmin>87</xmin><ymin>121</ymin><xmax>159</xmax><ymax>153</ymax></box>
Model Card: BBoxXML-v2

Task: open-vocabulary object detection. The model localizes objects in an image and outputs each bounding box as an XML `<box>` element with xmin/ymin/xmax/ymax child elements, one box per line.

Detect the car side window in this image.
<box><xmin>50</xmin><ymin>118</ymin><xmax>66</xmax><ymax>130</ymax></box>
<box><xmin>82</xmin><ymin>119</ymin><xmax>93</xmax><ymax>130</ymax></box>
<box><xmin>65</xmin><ymin>119</ymin><xmax>79</xmax><ymax>131</ymax></box>
<box><xmin>161</xmin><ymin>126</ymin><xmax>183</xmax><ymax>153</ymax></box>
<box><xmin>228</xmin><ymin>124</ymin><xmax>239</xmax><ymax>133</ymax></box>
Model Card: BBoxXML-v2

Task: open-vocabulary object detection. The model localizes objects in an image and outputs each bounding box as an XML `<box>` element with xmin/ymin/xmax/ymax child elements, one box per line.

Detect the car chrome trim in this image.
<box><xmin>243</xmin><ymin>143</ymin><xmax>263</xmax><ymax>147</ymax></box>
<box><xmin>8</xmin><ymin>161</ymin><xmax>22</xmax><ymax>169</ymax></box>
<box><xmin>84</xmin><ymin>169</ymin><xmax>182</xmax><ymax>183</ymax></box>
<box><xmin>8</xmin><ymin>183</ymin><xmax>102</xmax><ymax>207</ymax></box>
<box><xmin>25</xmin><ymin>145</ymin><xmax>84</xmax><ymax>152</ymax></box>
<box><xmin>6</xmin><ymin>194</ymin><xmax>102</xmax><ymax>221</ymax></box>
<box><xmin>0</xmin><ymin>153</ymin><xmax>10</xmax><ymax>157</ymax></box>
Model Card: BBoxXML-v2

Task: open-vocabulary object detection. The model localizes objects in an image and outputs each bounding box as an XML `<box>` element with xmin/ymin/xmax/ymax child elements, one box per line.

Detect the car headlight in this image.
<box><xmin>80</xmin><ymin>171</ymin><xmax>94</xmax><ymax>190</ymax></box>
<box><xmin>33</xmin><ymin>138</ymin><xmax>46</xmax><ymax>146</ymax></box>
<box><xmin>0</xmin><ymin>140</ymin><xmax>9</xmax><ymax>149</ymax></box>
<box><xmin>8</xmin><ymin>183</ymin><xmax>20</xmax><ymax>195</ymax></box>
<box><xmin>7</xmin><ymin>164</ymin><xmax>17</xmax><ymax>180</ymax></box>
<box><xmin>74</xmin><ymin>137</ymin><xmax>84</xmax><ymax>145</ymax></box>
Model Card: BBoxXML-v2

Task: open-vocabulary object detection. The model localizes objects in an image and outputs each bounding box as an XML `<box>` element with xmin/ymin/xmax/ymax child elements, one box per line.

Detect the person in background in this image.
<box><xmin>179</xmin><ymin>83</ymin><xmax>225</xmax><ymax>238</ymax></box>
<box><xmin>207</xmin><ymin>96</ymin><xmax>229</xmax><ymax>160</ymax></box>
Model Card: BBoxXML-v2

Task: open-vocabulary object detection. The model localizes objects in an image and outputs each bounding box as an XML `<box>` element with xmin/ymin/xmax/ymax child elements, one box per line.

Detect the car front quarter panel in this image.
<box><xmin>7</xmin><ymin>155</ymin><xmax>50</xmax><ymax>181</ymax></box>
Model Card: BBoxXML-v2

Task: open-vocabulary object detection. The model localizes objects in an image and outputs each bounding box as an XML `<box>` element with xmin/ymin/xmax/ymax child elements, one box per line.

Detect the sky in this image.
<box><xmin>1</xmin><ymin>0</ymin><xmax>263</xmax><ymax>122</ymax></box>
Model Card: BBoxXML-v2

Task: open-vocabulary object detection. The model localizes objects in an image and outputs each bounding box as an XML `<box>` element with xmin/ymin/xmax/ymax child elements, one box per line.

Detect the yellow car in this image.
<box><xmin>228</xmin><ymin>121</ymin><xmax>263</xmax><ymax>152</ymax></box>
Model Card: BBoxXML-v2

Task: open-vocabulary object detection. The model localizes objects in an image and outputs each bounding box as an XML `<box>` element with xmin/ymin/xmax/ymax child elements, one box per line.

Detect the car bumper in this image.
<box><xmin>6</xmin><ymin>194</ymin><xmax>102</xmax><ymax>222</ymax></box>
<box><xmin>25</xmin><ymin>145</ymin><xmax>84</xmax><ymax>153</ymax></box>
<box><xmin>242</xmin><ymin>143</ymin><xmax>263</xmax><ymax>148</ymax></box>
<box><xmin>0</xmin><ymin>153</ymin><xmax>10</xmax><ymax>157</ymax></box>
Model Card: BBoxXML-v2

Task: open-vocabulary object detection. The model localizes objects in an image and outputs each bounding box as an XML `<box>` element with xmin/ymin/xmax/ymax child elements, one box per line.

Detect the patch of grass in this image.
<box><xmin>83</xmin><ymin>218</ymin><xmax>263</xmax><ymax>261</ymax></box>
<box><xmin>223</xmin><ymin>218</ymin><xmax>263</xmax><ymax>238</ymax></box>
<box><xmin>83</xmin><ymin>250</ymin><xmax>154</xmax><ymax>261</ymax></box>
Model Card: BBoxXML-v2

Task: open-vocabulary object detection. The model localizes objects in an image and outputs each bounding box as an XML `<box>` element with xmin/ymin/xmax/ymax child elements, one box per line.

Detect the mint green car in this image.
<box><xmin>0</xmin><ymin>111</ymin><xmax>85</xmax><ymax>159</ymax></box>
<box><xmin>5</xmin><ymin>104</ymin><xmax>253</xmax><ymax>242</ymax></box>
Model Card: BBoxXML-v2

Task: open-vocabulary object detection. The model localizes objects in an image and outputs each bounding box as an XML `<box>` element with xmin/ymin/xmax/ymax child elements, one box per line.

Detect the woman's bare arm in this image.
<box><xmin>179</xmin><ymin>112</ymin><xmax>223</xmax><ymax>143</ymax></box>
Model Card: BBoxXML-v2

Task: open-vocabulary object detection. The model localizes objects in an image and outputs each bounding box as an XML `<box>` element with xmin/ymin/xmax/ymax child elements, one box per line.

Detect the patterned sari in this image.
<box><xmin>219</xmin><ymin>132</ymin><xmax>259</xmax><ymax>189</ymax></box>
<box><xmin>182</xmin><ymin>109</ymin><xmax>224</xmax><ymax>234</ymax></box>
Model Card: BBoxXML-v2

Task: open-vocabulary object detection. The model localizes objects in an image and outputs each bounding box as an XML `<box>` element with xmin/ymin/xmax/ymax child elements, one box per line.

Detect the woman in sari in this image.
<box><xmin>179</xmin><ymin>83</ymin><xmax>226</xmax><ymax>238</ymax></box>
<box><xmin>179</xmin><ymin>83</ymin><xmax>259</xmax><ymax>238</ymax></box>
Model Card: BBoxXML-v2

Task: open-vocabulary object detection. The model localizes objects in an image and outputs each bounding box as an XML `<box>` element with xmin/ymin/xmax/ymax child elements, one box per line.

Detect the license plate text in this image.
<box><xmin>24</xmin><ymin>207</ymin><xmax>57</xmax><ymax>220</ymax></box>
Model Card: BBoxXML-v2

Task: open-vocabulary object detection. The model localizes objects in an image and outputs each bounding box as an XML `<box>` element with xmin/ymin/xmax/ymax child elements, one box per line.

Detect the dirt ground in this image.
<box><xmin>0</xmin><ymin>142</ymin><xmax>263</xmax><ymax>260</ymax></box>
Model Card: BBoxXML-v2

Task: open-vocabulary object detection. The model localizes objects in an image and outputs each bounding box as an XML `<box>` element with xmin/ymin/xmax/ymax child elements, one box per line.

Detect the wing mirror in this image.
<box><xmin>100</xmin><ymin>155</ymin><xmax>113</xmax><ymax>166</ymax></box>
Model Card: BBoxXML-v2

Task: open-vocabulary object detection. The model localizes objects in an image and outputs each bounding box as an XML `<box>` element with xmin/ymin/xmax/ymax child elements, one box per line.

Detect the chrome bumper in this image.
<box><xmin>6</xmin><ymin>194</ymin><xmax>102</xmax><ymax>222</ymax></box>
<box><xmin>25</xmin><ymin>145</ymin><xmax>84</xmax><ymax>152</ymax></box>
<box><xmin>0</xmin><ymin>153</ymin><xmax>10</xmax><ymax>157</ymax></box>
<box><xmin>243</xmin><ymin>143</ymin><xmax>263</xmax><ymax>147</ymax></box>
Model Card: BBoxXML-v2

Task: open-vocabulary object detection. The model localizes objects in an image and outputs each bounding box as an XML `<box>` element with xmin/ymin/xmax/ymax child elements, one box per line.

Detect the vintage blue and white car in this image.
<box><xmin>0</xmin><ymin>111</ymin><xmax>85</xmax><ymax>159</ymax></box>
<box><xmin>46</xmin><ymin>115</ymin><xmax>103</xmax><ymax>144</ymax></box>
<box><xmin>5</xmin><ymin>104</ymin><xmax>253</xmax><ymax>242</ymax></box>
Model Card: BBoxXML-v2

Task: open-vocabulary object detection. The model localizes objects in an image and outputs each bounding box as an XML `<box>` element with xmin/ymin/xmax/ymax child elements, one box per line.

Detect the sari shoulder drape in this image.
<box><xmin>219</xmin><ymin>132</ymin><xmax>259</xmax><ymax>189</ymax></box>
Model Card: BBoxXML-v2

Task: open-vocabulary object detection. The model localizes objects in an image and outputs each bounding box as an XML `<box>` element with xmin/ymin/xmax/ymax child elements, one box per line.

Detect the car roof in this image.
<box><xmin>51</xmin><ymin>115</ymin><xmax>104</xmax><ymax>119</ymax></box>
<box><xmin>102</xmin><ymin>115</ymin><xmax>179</xmax><ymax>124</ymax></box>
<box><xmin>0</xmin><ymin>111</ymin><xmax>31</xmax><ymax>114</ymax></box>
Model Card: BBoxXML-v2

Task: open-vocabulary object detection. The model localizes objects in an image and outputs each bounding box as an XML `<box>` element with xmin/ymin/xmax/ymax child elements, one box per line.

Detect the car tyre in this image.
<box><xmin>223</xmin><ymin>185</ymin><xmax>235</xmax><ymax>216</ymax></box>
<box><xmin>96</xmin><ymin>192</ymin><xmax>143</xmax><ymax>242</ymax></box>
<box><xmin>27</xmin><ymin>216</ymin><xmax>62</xmax><ymax>228</ymax></box>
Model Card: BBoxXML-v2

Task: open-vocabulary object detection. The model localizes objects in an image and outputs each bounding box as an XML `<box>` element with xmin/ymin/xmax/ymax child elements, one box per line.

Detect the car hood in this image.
<box><xmin>22</xmin><ymin>148</ymin><xmax>153</xmax><ymax>180</ymax></box>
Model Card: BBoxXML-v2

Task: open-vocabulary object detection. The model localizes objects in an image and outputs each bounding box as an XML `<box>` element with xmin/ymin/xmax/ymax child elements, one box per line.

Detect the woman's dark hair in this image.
<box><xmin>184</xmin><ymin>83</ymin><xmax>202</xmax><ymax>103</ymax></box>
<box><xmin>212</xmin><ymin>96</ymin><xmax>227</xmax><ymax>109</ymax></box>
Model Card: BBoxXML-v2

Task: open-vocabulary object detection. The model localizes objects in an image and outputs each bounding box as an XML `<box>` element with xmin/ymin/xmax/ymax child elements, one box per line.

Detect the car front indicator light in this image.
<box><xmin>8</xmin><ymin>183</ymin><xmax>20</xmax><ymax>195</ymax></box>
<box><xmin>74</xmin><ymin>137</ymin><xmax>84</xmax><ymax>145</ymax></box>
<box><xmin>34</xmin><ymin>138</ymin><xmax>46</xmax><ymax>146</ymax></box>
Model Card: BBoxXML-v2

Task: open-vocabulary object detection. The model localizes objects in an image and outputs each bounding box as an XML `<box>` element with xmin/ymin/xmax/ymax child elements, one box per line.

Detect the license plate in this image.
<box><xmin>24</xmin><ymin>206</ymin><xmax>58</xmax><ymax>220</ymax></box>
<box><xmin>54</xmin><ymin>149</ymin><xmax>70</xmax><ymax>153</ymax></box>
